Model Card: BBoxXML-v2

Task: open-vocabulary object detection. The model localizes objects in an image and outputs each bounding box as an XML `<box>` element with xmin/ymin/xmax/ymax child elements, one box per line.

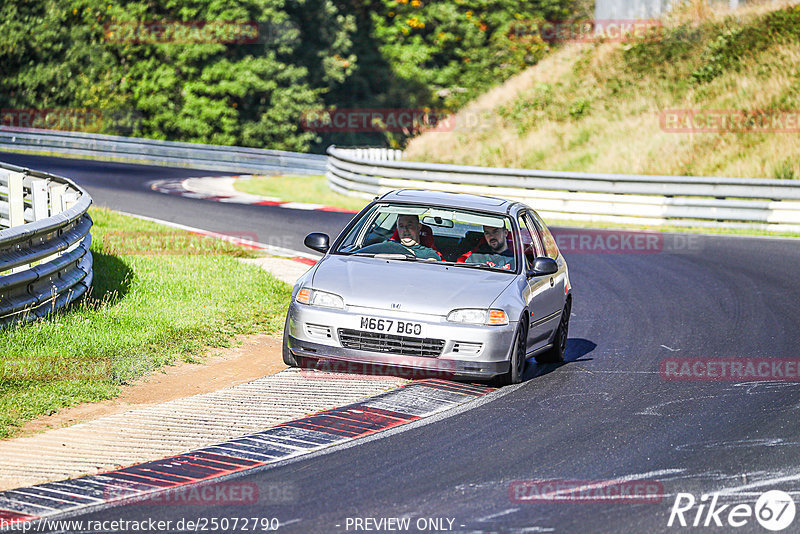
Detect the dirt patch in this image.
<box><xmin>16</xmin><ymin>333</ymin><xmax>286</xmax><ymax>439</ymax></box>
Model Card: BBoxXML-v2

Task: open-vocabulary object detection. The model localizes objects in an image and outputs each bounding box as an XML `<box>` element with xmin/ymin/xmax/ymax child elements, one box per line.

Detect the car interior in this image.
<box><xmin>355</xmin><ymin>207</ymin><xmax>518</xmax><ymax>264</ymax></box>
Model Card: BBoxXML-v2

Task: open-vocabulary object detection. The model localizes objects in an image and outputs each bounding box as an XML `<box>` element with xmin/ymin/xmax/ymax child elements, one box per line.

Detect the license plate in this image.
<box><xmin>360</xmin><ymin>316</ymin><xmax>423</xmax><ymax>336</ymax></box>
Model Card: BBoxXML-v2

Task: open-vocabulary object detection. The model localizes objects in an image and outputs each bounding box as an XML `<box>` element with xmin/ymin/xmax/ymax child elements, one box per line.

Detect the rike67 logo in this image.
<box><xmin>668</xmin><ymin>490</ymin><xmax>796</xmax><ymax>531</ymax></box>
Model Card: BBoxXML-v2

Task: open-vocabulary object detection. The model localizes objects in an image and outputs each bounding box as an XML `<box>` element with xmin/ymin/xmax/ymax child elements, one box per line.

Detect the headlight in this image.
<box><xmin>447</xmin><ymin>308</ymin><xmax>508</xmax><ymax>325</ymax></box>
<box><xmin>295</xmin><ymin>288</ymin><xmax>345</xmax><ymax>309</ymax></box>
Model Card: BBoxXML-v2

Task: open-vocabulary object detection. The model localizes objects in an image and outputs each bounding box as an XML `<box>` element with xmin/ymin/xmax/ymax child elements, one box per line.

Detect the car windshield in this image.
<box><xmin>334</xmin><ymin>203</ymin><xmax>518</xmax><ymax>272</ymax></box>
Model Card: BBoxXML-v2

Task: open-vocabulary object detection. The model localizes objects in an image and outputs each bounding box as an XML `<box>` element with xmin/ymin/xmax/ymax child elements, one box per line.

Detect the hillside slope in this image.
<box><xmin>405</xmin><ymin>3</ymin><xmax>800</xmax><ymax>179</ymax></box>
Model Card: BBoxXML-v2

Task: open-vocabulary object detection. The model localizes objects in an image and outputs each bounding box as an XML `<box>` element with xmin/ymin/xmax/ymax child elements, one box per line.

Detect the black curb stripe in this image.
<box><xmin>344</xmin><ymin>406</ymin><xmax>417</xmax><ymax>425</ymax></box>
<box><xmin>102</xmin><ymin>472</ymin><xmax>177</xmax><ymax>488</ymax></box>
<box><xmin>7</xmin><ymin>487</ymin><xmax>97</xmax><ymax>505</ymax></box>
<box><xmin>301</xmin><ymin>413</ymin><xmax>397</xmax><ymax>433</ymax></box>
<box><xmin>90</xmin><ymin>475</ymin><xmax>160</xmax><ymax>492</ymax></box>
<box><xmin>185</xmin><ymin>452</ymin><xmax>264</xmax><ymax>467</ymax></box>
<box><xmin>2</xmin><ymin>491</ymin><xmax>73</xmax><ymax>510</ymax></box>
<box><xmin>138</xmin><ymin>459</ymin><xmax>223</xmax><ymax>480</ymax></box>
<box><xmin>263</xmin><ymin>425</ymin><xmax>347</xmax><ymax>445</ymax></box>
<box><xmin>355</xmin><ymin>405</ymin><xmax>418</xmax><ymax>420</ymax></box>
<box><xmin>194</xmin><ymin>446</ymin><xmax>285</xmax><ymax>463</ymax></box>
<box><xmin>116</xmin><ymin>468</ymin><xmax>194</xmax><ymax>484</ymax></box>
<box><xmin>224</xmin><ymin>438</ymin><xmax>300</xmax><ymax>457</ymax></box>
<box><xmin>38</xmin><ymin>482</ymin><xmax>111</xmax><ymax>502</ymax></box>
<box><xmin>215</xmin><ymin>440</ymin><xmax>289</xmax><ymax>459</ymax></box>
<box><xmin>0</xmin><ymin>496</ymin><xmax>56</xmax><ymax>515</ymax></box>
<box><xmin>283</xmin><ymin>420</ymin><xmax>363</xmax><ymax>437</ymax></box>
<box><xmin>243</xmin><ymin>432</ymin><xmax>325</xmax><ymax>448</ymax></box>
<box><xmin>415</xmin><ymin>379</ymin><xmax>492</xmax><ymax>395</ymax></box>
<box><xmin>178</xmin><ymin>456</ymin><xmax>255</xmax><ymax>472</ymax></box>
<box><xmin>334</xmin><ymin>406</ymin><xmax>416</xmax><ymax>424</ymax></box>
<box><xmin>235</xmin><ymin>435</ymin><xmax>311</xmax><ymax>452</ymax></box>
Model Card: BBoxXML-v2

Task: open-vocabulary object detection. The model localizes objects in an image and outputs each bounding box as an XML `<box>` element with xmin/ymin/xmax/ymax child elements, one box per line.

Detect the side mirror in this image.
<box><xmin>304</xmin><ymin>232</ymin><xmax>330</xmax><ymax>254</ymax></box>
<box><xmin>530</xmin><ymin>257</ymin><xmax>558</xmax><ymax>277</ymax></box>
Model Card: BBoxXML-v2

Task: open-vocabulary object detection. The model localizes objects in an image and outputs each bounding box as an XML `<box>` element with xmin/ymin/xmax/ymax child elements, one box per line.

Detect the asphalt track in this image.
<box><xmin>3</xmin><ymin>152</ymin><xmax>800</xmax><ymax>533</ymax></box>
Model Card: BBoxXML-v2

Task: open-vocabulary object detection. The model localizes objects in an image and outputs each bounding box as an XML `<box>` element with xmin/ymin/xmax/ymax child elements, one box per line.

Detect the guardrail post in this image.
<box><xmin>63</xmin><ymin>192</ymin><xmax>79</xmax><ymax>210</ymax></box>
<box><xmin>30</xmin><ymin>179</ymin><xmax>49</xmax><ymax>222</ymax></box>
<box><xmin>48</xmin><ymin>183</ymin><xmax>67</xmax><ymax>216</ymax></box>
<box><xmin>7</xmin><ymin>171</ymin><xmax>25</xmax><ymax>228</ymax></box>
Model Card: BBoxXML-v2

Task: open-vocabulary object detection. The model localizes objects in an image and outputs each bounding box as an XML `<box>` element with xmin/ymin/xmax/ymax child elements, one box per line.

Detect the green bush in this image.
<box><xmin>0</xmin><ymin>0</ymin><xmax>580</xmax><ymax>151</ymax></box>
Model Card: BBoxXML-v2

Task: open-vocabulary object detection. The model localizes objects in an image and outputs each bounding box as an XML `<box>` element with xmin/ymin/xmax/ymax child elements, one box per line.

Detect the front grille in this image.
<box><xmin>338</xmin><ymin>329</ymin><xmax>445</xmax><ymax>358</ymax></box>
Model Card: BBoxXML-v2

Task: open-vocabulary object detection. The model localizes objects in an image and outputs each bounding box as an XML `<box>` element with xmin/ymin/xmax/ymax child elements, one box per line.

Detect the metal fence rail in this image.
<box><xmin>0</xmin><ymin>161</ymin><xmax>92</xmax><ymax>326</ymax></box>
<box><xmin>0</xmin><ymin>127</ymin><xmax>327</xmax><ymax>175</ymax></box>
<box><xmin>327</xmin><ymin>146</ymin><xmax>800</xmax><ymax>232</ymax></box>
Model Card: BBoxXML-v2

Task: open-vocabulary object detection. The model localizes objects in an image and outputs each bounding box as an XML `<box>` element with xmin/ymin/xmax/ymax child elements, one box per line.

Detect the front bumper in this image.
<box><xmin>285</xmin><ymin>302</ymin><xmax>516</xmax><ymax>380</ymax></box>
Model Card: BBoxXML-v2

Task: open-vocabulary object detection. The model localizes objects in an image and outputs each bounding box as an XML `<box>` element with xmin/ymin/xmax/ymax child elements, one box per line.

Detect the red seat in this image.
<box><xmin>390</xmin><ymin>223</ymin><xmax>437</xmax><ymax>250</ymax></box>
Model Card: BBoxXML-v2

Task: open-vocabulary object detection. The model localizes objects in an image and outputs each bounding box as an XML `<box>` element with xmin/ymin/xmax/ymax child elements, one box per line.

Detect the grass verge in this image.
<box><xmin>0</xmin><ymin>207</ymin><xmax>292</xmax><ymax>439</ymax></box>
<box><xmin>234</xmin><ymin>174</ymin><xmax>369</xmax><ymax>212</ymax></box>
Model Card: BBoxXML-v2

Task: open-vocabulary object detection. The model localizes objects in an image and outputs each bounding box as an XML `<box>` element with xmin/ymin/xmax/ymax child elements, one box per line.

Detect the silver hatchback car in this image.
<box><xmin>282</xmin><ymin>189</ymin><xmax>572</xmax><ymax>384</ymax></box>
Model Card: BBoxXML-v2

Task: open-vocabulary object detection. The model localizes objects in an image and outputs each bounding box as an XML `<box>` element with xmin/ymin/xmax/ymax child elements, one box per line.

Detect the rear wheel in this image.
<box><xmin>282</xmin><ymin>314</ymin><xmax>298</xmax><ymax>367</ymax></box>
<box><xmin>535</xmin><ymin>299</ymin><xmax>571</xmax><ymax>364</ymax></box>
<box><xmin>500</xmin><ymin>320</ymin><xmax>528</xmax><ymax>385</ymax></box>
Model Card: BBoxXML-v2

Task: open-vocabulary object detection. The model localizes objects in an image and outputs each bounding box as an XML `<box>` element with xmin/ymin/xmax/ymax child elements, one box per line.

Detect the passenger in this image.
<box><xmin>393</xmin><ymin>214</ymin><xmax>442</xmax><ymax>260</ymax></box>
<box><xmin>463</xmin><ymin>225</ymin><xmax>515</xmax><ymax>270</ymax></box>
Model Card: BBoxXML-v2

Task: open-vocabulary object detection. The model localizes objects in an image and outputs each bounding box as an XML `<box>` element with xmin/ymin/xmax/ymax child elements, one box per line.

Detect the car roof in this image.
<box><xmin>377</xmin><ymin>189</ymin><xmax>520</xmax><ymax>214</ymax></box>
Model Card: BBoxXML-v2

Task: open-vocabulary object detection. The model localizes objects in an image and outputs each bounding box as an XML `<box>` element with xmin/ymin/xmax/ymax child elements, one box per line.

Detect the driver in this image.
<box><xmin>463</xmin><ymin>225</ymin><xmax>515</xmax><ymax>270</ymax></box>
<box><xmin>393</xmin><ymin>214</ymin><xmax>442</xmax><ymax>261</ymax></box>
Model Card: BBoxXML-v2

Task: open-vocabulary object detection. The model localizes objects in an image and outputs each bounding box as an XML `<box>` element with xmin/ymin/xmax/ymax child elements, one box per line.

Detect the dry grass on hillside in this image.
<box><xmin>405</xmin><ymin>1</ymin><xmax>800</xmax><ymax>179</ymax></box>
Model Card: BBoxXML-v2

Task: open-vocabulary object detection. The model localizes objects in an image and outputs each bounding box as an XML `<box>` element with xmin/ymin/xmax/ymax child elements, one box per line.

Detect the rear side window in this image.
<box><xmin>528</xmin><ymin>211</ymin><xmax>559</xmax><ymax>260</ymax></box>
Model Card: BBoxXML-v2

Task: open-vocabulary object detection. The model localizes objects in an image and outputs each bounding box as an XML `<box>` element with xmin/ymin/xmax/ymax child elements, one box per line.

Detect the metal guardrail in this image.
<box><xmin>0</xmin><ymin>127</ymin><xmax>327</xmax><ymax>175</ymax></box>
<box><xmin>0</xmin><ymin>161</ymin><xmax>92</xmax><ymax>326</ymax></box>
<box><xmin>327</xmin><ymin>146</ymin><xmax>800</xmax><ymax>232</ymax></box>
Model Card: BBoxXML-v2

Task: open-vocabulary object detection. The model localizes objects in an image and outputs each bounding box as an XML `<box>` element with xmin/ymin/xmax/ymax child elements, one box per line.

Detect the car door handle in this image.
<box><xmin>549</xmin><ymin>277</ymin><xmax>554</xmax><ymax>287</ymax></box>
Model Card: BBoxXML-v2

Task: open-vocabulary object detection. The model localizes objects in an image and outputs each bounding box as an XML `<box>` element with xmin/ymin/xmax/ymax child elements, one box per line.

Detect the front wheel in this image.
<box><xmin>282</xmin><ymin>314</ymin><xmax>298</xmax><ymax>367</ymax></box>
<box><xmin>499</xmin><ymin>320</ymin><xmax>528</xmax><ymax>385</ymax></box>
<box><xmin>535</xmin><ymin>299</ymin><xmax>571</xmax><ymax>364</ymax></box>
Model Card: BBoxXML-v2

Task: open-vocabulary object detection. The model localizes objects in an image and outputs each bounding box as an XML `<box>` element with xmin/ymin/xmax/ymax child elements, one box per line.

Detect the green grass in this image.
<box><xmin>0</xmin><ymin>208</ymin><xmax>292</xmax><ymax>439</ymax></box>
<box><xmin>234</xmin><ymin>174</ymin><xmax>369</xmax><ymax>212</ymax></box>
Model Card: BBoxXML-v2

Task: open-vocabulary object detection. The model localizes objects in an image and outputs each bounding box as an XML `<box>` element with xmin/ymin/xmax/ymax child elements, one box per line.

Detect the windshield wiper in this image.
<box><xmin>346</xmin><ymin>252</ymin><xmax>418</xmax><ymax>261</ymax></box>
<box><xmin>374</xmin><ymin>253</ymin><xmax>418</xmax><ymax>261</ymax></box>
<box><xmin>448</xmin><ymin>261</ymin><xmax>499</xmax><ymax>270</ymax></box>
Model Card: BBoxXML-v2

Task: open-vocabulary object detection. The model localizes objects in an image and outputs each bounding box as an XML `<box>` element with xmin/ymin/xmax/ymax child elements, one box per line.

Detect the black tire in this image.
<box><xmin>500</xmin><ymin>320</ymin><xmax>528</xmax><ymax>385</ymax></box>
<box><xmin>535</xmin><ymin>298</ymin><xmax>571</xmax><ymax>364</ymax></box>
<box><xmin>282</xmin><ymin>314</ymin><xmax>298</xmax><ymax>367</ymax></box>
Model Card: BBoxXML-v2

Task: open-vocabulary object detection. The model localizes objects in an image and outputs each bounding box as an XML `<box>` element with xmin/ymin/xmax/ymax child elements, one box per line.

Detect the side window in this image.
<box><xmin>529</xmin><ymin>211</ymin><xmax>559</xmax><ymax>260</ymax></box>
<box><xmin>516</xmin><ymin>215</ymin><xmax>540</xmax><ymax>269</ymax></box>
<box><xmin>520</xmin><ymin>214</ymin><xmax>545</xmax><ymax>257</ymax></box>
